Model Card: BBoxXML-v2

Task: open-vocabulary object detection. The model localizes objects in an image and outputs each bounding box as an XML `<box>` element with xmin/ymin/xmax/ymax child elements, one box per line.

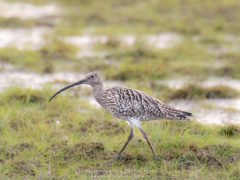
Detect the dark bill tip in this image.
<box><xmin>48</xmin><ymin>80</ymin><xmax>85</xmax><ymax>102</ymax></box>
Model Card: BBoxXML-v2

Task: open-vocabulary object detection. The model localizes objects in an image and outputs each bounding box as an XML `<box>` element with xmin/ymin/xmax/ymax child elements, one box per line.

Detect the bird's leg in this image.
<box><xmin>113</xmin><ymin>126</ymin><xmax>133</xmax><ymax>160</ymax></box>
<box><xmin>138</xmin><ymin>127</ymin><xmax>157</xmax><ymax>159</ymax></box>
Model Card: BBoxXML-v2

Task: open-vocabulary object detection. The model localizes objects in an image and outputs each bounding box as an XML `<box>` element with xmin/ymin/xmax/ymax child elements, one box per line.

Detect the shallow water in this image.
<box><xmin>0</xmin><ymin>63</ymin><xmax>123</xmax><ymax>90</ymax></box>
<box><xmin>0</xmin><ymin>30</ymin><xmax>181</xmax><ymax>55</ymax></box>
<box><xmin>0</xmin><ymin>28</ymin><xmax>49</xmax><ymax>50</ymax></box>
<box><xmin>202</xmin><ymin>77</ymin><xmax>240</xmax><ymax>91</ymax></box>
<box><xmin>157</xmin><ymin>77</ymin><xmax>240</xmax><ymax>92</ymax></box>
<box><xmin>0</xmin><ymin>1</ymin><xmax>180</xmax><ymax>54</ymax></box>
<box><xmin>168</xmin><ymin>100</ymin><xmax>240</xmax><ymax>125</ymax></box>
<box><xmin>0</xmin><ymin>1</ymin><xmax>60</xmax><ymax>19</ymax></box>
<box><xmin>64</xmin><ymin>33</ymin><xmax>181</xmax><ymax>48</ymax></box>
<box><xmin>65</xmin><ymin>33</ymin><xmax>181</xmax><ymax>58</ymax></box>
<box><xmin>0</xmin><ymin>1</ymin><xmax>60</xmax><ymax>50</ymax></box>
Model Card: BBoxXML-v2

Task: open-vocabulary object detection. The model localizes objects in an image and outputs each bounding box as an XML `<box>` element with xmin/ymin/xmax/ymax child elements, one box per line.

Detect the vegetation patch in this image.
<box><xmin>8</xmin><ymin>160</ymin><xmax>35</xmax><ymax>177</ymax></box>
<box><xmin>40</xmin><ymin>39</ymin><xmax>78</xmax><ymax>59</ymax></box>
<box><xmin>0</xmin><ymin>48</ymin><xmax>42</xmax><ymax>72</ymax></box>
<box><xmin>168</xmin><ymin>85</ymin><xmax>239</xmax><ymax>100</ymax></box>
<box><xmin>0</xmin><ymin>17</ymin><xmax>36</xmax><ymax>28</ymax></box>
<box><xmin>1</xmin><ymin>87</ymin><xmax>46</xmax><ymax>104</ymax></box>
<box><xmin>77</xmin><ymin>118</ymin><xmax>127</xmax><ymax>136</ymax></box>
<box><xmin>0</xmin><ymin>39</ymin><xmax>78</xmax><ymax>73</ymax></box>
<box><xmin>219</xmin><ymin>125</ymin><xmax>240</xmax><ymax>137</ymax></box>
<box><xmin>46</xmin><ymin>141</ymin><xmax>107</xmax><ymax>163</ymax></box>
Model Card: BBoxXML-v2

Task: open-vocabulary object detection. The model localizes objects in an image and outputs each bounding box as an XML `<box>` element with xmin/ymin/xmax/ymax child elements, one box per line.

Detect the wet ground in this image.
<box><xmin>1</xmin><ymin>62</ymin><xmax>240</xmax><ymax>125</ymax></box>
<box><xmin>1</xmin><ymin>1</ymin><xmax>240</xmax><ymax>179</ymax></box>
<box><xmin>0</xmin><ymin>0</ymin><xmax>239</xmax><ymax>126</ymax></box>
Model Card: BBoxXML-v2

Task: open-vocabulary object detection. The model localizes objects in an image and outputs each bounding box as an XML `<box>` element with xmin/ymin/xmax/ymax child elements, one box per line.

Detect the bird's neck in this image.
<box><xmin>93</xmin><ymin>83</ymin><xmax>104</xmax><ymax>96</ymax></box>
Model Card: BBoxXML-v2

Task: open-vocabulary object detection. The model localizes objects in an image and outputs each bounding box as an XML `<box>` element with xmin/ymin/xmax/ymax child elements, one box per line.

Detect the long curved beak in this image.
<box><xmin>48</xmin><ymin>79</ymin><xmax>85</xmax><ymax>102</ymax></box>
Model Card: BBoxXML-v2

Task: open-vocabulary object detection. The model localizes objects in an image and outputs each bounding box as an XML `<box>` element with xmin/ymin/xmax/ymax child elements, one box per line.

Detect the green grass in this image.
<box><xmin>1</xmin><ymin>0</ymin><xmax>240</xmax><ymax>178</ymax></box>
<box><xmin>0</xmin><ymin>17</ymin><xmax>36</xmax><ymax>28</ymax></box>
<box><xmin>0</xmin><ymin>87</ymin><xmax>239</xmax><ymax>179</ymax></box>
<box><xmin>2</xmin><ymin>36</ymin><xmax>239</xmax><ymax>81</ymax></box>
<box><xmin>0</xmin><ymin>39</ymin><xmax>79</xmax><ymax>73</ymax></box>
<box><xmin>1</xmin><ymin>0</ymin><xmax>240</xmax><ymax>80</ymax></box>
<box><xmin>50</xmin><ymin>0</ymin><xmax>240</xmax><ymax>36</ymax></box>
<box><xmin>166</xmin><ymin>84</ymin><xmax>240</xmax><ymax>100</ymax></box>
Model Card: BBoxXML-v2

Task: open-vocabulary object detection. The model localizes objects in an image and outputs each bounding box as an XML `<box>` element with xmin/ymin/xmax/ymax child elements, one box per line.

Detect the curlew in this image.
<box><xmin>49</xmin><ymin>72</ymin><xmax>192</xmax><ymax>160</ymax></box>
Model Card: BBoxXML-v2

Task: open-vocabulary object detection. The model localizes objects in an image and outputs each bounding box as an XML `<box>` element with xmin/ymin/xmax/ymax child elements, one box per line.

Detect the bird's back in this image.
<box><xmin>95</xmin><ymin>87</ymin><xmax>191</xmax><ymax>121</ymax></box>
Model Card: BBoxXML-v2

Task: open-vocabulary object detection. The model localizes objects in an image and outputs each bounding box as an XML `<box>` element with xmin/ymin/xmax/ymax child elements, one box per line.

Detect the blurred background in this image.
<box><xmin>1</xmin><ymin>0</ymin><xmax>240</xmax><ymax>124</ymax></box>
<box><xmin>0</xmin><ymin>0</ymin><xmax>240</xmax><ymax>178</ymax></box>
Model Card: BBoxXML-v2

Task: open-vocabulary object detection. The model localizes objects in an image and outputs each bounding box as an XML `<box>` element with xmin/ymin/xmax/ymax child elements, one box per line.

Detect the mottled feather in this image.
<box><xmin>94</xmin><ymin>86</ymin><xmax>192</xmax><ymax>121</ymax></box>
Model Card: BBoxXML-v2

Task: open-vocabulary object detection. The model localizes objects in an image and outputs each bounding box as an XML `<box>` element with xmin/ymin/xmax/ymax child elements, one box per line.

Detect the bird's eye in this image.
<box><xmin>90</xmin><ymin>75</ymin><xmax>94</xmax><ymax>79</ymax></box>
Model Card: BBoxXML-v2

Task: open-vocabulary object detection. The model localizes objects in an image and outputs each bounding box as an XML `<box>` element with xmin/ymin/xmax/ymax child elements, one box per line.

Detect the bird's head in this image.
<box><xmin>83</xmin><ymin>72</ymin><xmax>102</xmax><ymax>86</ymax></box>
<box><xmin>48</xmin><ymin>72</ymin><xmax>102</xmax><ymax>102</ymax></box>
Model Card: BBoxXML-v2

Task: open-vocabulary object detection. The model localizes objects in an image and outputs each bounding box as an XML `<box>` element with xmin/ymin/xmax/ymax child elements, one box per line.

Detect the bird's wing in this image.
<box><xmin>106</xmin><ymin>87</ymin><xmax>191</xmax><ymax>121</ymax></box>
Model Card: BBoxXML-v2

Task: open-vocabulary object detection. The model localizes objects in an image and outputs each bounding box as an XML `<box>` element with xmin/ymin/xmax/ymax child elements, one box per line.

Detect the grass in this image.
<box><xmin>1</xmin><ymin>0</ymin><xmax>240</xmax><ymax>179</ymax></box>
<box><xmin>0</xmin><ymin>17</ymin><xmax>36</xmax><ymax>28</ymax></box>
<box><xmin>50</xmin><ymin>0</ymin><xmax>240</xmax><ymax>36</ymax></box>
<box><xmin>166</xmin><ymin>84</ymin><xmax>240</xmax><ymax>100</ymax></box>
<box><xmin>0</xmin><ymin>87</ymin><xmax>240</xmax><ymax>179</ymax></box>
<box><xmin>2</xmin><ymin>36</ymin><xmax>239</xmax><ymax>81</ymax></box>
<box><xmin>1</xmin><ymin>0</ymin><xmax>240</xmax><ymax>80</ymax></box>
<box><xmin>0</xmin><ymin>39</ymin><xmax>79</xmax><ymax>73</ymax></box>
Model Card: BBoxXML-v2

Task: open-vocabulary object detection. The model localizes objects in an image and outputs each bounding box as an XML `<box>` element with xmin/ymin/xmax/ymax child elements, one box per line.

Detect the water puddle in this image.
<box><xmin>202</xmin><ymin>77</ymin><xmax>240</xmax><ymax>91</ymax></box>
<box><xmin>0</xmin><ymin>27</ymin><xmax>49</xmax><ymax>49</ymax></box>
<box><xmin>208</xmin><ymin>98</ymin><xmax>240</xmax><ymax>111</ymax></box>
<box><xmin>193</xmin><ymin>34</ymin><xmax>240</xmax><ymax>56</ymax></box>
<box><xmin>156</xmin><ymin>77</ymin><xmax>240</xmax><ymax>92</ymax></box>
<box><xmin>168</xmin><ymin>100</ymin><xmax>240</xmax><ymax>125</ymax></box>
<box><xmin>0</xmin><ymin>1</ymin><xmax>60</xmax><ymax>19</ymax></box>
<box><xmin>65</xmin><ymin>35</ymin><xmax>108</xmax><ymax>47</ymax></box>
<box><xmin>0</xmin><ymin>63</ymin><xmax>123</xmax><ymax>91</ymax></box>
<box><xmin>144</xmin><ymin>33</ymin><xmax>181</xmax><ymax>49</ymax></box>
<box><xmin>65</xmin><ymin>33</ymin><xmax>180</xmax><ymax>49</ymax></box>
<box><xmin>65</xmin><ymin>33</ymin><xmax>181</xmax><ymax>58</ymax></box>
<box><xmin>0</xmin><ymin>71</ymin><xmax>81</xmax><ymax>90</ymax></box>
<box><xmin>0</xmin><ymin>31</ymin><xmax>180</xmax><ymax>55</ymax></box>
<box><xmin>156</xmin><ymin>79</ymin><xmax>189</xmax><ymax>89</ymax></box>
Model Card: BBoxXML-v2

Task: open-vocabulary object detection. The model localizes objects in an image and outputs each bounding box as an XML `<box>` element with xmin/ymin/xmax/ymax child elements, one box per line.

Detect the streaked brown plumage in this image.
<box><xmin>49</xmin><ymin>72</ymin><xmax>192</xmax><ymax>160</ymax></box>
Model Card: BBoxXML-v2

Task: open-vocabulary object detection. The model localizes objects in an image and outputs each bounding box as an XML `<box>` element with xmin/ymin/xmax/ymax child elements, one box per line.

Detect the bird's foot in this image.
<box><xmin>112</xmin><ymin>153</ymin><xmax>121</xmax><ymax>161</ymax></box>
<box><xmin>106</xmin><ymin>153</ymin><xmax>121</xmax><ymax>166</ymax></box>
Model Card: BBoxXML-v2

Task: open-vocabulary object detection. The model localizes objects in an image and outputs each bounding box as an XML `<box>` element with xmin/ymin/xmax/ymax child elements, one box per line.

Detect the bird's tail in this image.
<box><xmin>166</xmin><ymin>108</ymin><xmax>192</xmax><ymax>121</ymax></box>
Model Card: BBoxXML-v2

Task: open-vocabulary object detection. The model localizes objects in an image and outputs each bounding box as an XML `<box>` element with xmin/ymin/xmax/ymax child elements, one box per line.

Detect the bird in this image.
<box><xmin>49</xmin><ymin>72</ymin><xmax>192</xmax><ymax>160</ymax></box>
